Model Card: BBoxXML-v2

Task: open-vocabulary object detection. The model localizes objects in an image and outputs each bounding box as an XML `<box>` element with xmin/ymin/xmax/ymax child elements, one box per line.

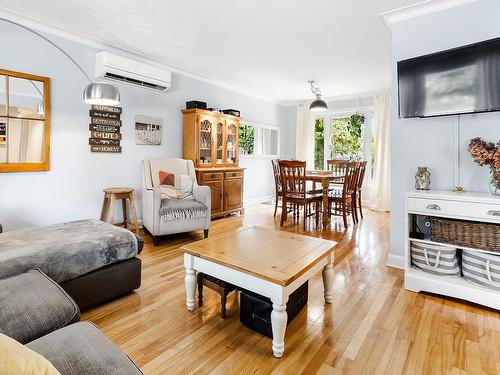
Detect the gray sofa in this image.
<box><xmin>0</xmin><ymin>269</ymin><xmax>142</xmax><ymax>374</ymax></box>
<box><xmin>0</xmin><ymin>219</ymin><xmax>143</xmax><ymax>311</ymax></box>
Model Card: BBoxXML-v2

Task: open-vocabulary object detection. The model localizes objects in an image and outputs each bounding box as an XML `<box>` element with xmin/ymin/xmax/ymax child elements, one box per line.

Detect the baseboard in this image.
<box><xmin>386</xmin><ymin>253</ymin><xmax>404</xmax><ymax>270</ymax></box>
<box><xmin>244</xmin><ymin>195</ymin><xmax>274</xmax><ymax>206</ymax></box>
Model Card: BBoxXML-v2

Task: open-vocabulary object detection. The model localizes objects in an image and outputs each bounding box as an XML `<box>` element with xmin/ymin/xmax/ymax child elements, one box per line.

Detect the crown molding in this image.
<box><xmin>280</xmin><ymin>88</ymin><xmax>390</xmax><ymax>107</ymax></box>
<box><xmin>0</xmin><ymin>7</ymin><xmax>280</xmax><ymax>105</ymax></box>
<box><xmin>379</xmin><ymin>0</ymin><xmax>479</xmax><ymax>31</ymax></box>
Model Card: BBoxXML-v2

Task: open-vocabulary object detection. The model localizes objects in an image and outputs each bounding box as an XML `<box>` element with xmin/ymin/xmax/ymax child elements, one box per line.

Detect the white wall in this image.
<box><xmin>284</xmin><ymin>106</ymin><xmax>297</xmax><ymax>158</ymax></box>
<box><xmin>389</xmin><ymin>0</ymin><xmax>500</xmax><ymax>267</ymax></box>
<box><xmin>0</xmin><ymin>21</ymin><xmax>288</xmax><ymax>230</ymax></box>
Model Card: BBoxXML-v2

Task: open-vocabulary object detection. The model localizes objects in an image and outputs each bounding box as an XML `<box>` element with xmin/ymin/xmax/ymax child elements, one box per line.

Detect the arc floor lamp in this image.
<box><xmin>1</xmin><ymin>18</ymin><xmax>120</xmax><ymax>106</ymax></box>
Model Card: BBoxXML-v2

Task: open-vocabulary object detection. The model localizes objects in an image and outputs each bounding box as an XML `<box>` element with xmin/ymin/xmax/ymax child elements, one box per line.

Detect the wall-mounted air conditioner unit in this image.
<box><xmin>95</xmin><ymin>52</ymin><xmax>171</xmax><ymax>92</ymax></box>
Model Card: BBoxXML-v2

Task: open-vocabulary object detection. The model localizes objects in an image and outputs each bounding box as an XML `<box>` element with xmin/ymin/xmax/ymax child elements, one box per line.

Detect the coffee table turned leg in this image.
<box><xmin>271</xmin><ymin>298</ymin><xmax>288</xmax><ymax>358</ymax></box>
<box><xmin>185</xmin><ymin>266</ymin><xmax>197</xmax><ymax>311</ymax></box>
<box><xmin>322</xmin><ymin>256</ymin><xmax>334</xmax><ymax>303</ymax></box>
<box><xmin>197</xmin><ymin>274</ymin><xmax>203</xmax><ymax>307</ymax></box>
<box><xmin>220</xmin><ymin>289</ymin><xmax>228</xmax><ymax>319</ymax></box>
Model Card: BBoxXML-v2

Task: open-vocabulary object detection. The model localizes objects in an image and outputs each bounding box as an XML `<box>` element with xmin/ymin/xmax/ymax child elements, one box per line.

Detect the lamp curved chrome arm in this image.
<box><xmin>1</xmin><ymin>18</ymin><xmax>120</xmax><ymax>106</ymax></box>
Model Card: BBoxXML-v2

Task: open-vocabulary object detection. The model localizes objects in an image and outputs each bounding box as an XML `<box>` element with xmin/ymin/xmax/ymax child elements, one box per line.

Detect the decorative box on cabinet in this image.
<box><xmin>405</xmin><ymin>190</ymin><xmax>500</xmax><ymax>310</ymax></box>
<box><xmin>183</xmin><ymin>108</ymin><xmax>244</xmax><ymax>217</ymax></box>
<box><xmin>195</xmin><ymin>168</ymin><xmax>244</xmax><ymax>218</ymax></box>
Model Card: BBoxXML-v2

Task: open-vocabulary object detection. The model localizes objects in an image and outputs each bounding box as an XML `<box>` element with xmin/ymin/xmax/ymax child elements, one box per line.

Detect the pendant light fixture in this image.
<box><xmin>2</xmin><ymin>18</ymin><xmax>120</xmax><ymax>106</ymax></box>
<box><xmin>308</xmin><ymin>80</ymin><xmax>328</xmax><ymax>112</ymax></box>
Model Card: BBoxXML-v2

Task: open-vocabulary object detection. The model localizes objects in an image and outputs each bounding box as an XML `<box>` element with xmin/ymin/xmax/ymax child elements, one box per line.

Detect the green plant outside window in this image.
<box><xmin>331</xmin><ymin>113</ymin><xmax>364</xmax><ymax>160</ymax></box>
<box><xmin>314</xmin><ymin>118</ymin><xmax>324</xmax><ymax>169</ymax></box>
<box><xmin>239</xmin><ymin>124</ymin><xmax>255</xmax><ymax>155</ymax></box>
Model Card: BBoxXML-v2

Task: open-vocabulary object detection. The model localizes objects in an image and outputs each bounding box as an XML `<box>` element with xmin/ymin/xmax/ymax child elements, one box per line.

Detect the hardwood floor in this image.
<box><xmin>83</xmin><ymin>205</ymin><xmax>500</xmax><ymax>374</ymax></box>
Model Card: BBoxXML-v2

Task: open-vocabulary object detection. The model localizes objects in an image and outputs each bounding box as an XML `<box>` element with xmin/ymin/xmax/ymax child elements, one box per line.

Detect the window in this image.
<box><xmin>330</xmin><ymin>113</ymin><xmax>364</xmax><ymax>160</ymax></box>
<box><xmin>313</xmin><ymin>111</ymin><xmax>376</xmax><ymax>183</ymax></box>
<box><xmin>239</xmin><ymin>124</ymin><xmax>255</xmax><ymax>155</ymax></box>
<box><xmin>239</xmin><ymin>121</ymin><xmax>279</xmax><ymax>157</ymax></box>
<box><xmin>314</xmin><ymin>118</ymin><xmax>324</xmax><ymax>169</ymax></box>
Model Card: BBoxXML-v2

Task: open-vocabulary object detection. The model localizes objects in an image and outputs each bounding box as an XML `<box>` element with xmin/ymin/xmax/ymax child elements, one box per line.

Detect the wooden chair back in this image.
<box><xmin>327</xmin><ymin>159</ymin><xmax>348</xmax><ymax>177</ymax></box>
<box><xmin>342</xmin><ymin>162</ymin><xmax>360</xmax><ymax>197</ymax></box>
<box><xmin>356</xmin><ymin>161</ymin><xmax>368</xmax><ymax>191</ymax></box>
<box><xmin>278</xmin><ymin>160</ymin><xmax>307</xmax><ymax>199</ymax></box>
<box><xmin>271</xmin><ymin>159</ymin><xmax>282</xmax><ymax>192</ymax></box>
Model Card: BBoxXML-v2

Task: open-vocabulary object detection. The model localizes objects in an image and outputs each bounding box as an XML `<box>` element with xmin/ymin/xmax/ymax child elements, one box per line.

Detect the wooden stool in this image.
<box><xmin>197</xmin><ymin>273</ymin><xmax>238</xmax><ymax>319</ymax></box>
<box><xmin>100</xmin><ymin>187</ymin><xmax>139</xmax><ymax>234</ymax></box>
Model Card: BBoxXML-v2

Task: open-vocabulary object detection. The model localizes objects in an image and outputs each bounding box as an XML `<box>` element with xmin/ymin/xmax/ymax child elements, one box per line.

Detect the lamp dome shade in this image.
<box><xmin>83</xmin><ymin>82</ymin><xmax>120</xmax><ymax>106</ymax></box>
<box><xmin>309</xmin><ymin>98</ymin><xmax>328</xmax><ymax>112</ymax></box>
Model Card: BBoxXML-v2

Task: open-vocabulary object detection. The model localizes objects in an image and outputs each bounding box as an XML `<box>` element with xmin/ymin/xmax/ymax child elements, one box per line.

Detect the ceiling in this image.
<box><xmin>0</xmin><ymin>0</ymin><xmax>420</xmax><ymax>102</ymax></box>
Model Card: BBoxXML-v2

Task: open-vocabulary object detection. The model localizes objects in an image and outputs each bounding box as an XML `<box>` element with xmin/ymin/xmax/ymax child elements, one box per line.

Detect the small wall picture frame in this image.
<box><xmin>135</xmin><ymin>115</ymin><xmax>163</xmax><ymax>145</ymax></box>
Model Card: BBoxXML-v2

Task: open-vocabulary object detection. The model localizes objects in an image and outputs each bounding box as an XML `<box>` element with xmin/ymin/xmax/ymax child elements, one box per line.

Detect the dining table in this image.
<box><xmin>305</xmin><ymin>170</ymin><xmax>344</xmax><ymax>228</ymax></box>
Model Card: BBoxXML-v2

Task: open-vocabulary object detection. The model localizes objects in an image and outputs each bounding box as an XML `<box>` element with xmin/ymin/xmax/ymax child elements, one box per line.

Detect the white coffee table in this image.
<box><xmin>181</xmin><ymin>226</ymin><xmax>336</xmax><ymax>358</ymax></box>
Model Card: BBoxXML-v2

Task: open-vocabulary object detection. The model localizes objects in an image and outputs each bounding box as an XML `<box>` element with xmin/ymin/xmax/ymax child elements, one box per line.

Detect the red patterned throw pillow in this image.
<box><xmin>159</xmin><ymin>171</ymin><xmax>175</xmax><ymax>186</ymax></box>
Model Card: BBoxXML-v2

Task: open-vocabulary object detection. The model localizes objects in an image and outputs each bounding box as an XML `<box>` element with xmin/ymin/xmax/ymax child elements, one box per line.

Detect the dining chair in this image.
<box><xmin>271</xmin><ymin>159</ymin><xmax>282</xmax><ymax>217</ymax></box>
<box><xmin>328</xmin><ymin>161</ymin><xmax>359</xmax><ymax>229</ymax></box>
<box><xmin>308</xmin><ymin>159</ymin><xmax>348</xmax><ymax>194</ymax></box>
<box><xmin>278</xmin><ymin>160</ymin><xmax>322</xmax><ymax>230</ymax></box>
<box><xmin>353</xmin><ymin>161</ymin><xmax>368</xmax><ymax>222</ymax></box>
<box><xmin>327</xmin><ymin>159</ymin><xmax>348</xmax><ymax>182</ymax></box>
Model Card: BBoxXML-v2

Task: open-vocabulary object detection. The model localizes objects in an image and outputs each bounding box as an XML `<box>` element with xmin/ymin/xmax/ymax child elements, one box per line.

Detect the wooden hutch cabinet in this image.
<box><xmin>183</xmin><ymin>108</ymin><xmax>244</xmax><ymax>217</ymax></box>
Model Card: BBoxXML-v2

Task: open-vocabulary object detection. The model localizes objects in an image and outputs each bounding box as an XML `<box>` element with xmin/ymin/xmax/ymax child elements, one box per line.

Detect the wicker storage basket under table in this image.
<box><xmin>430</xmin><ymin>217</ymin><xmax>500</xmax><ymax>252</ymax></box>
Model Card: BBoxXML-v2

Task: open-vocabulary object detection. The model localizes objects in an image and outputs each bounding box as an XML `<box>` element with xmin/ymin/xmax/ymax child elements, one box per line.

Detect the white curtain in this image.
<box><xmin>295</xmin><ymin>102</ymin><xmax>315</xmax><ymax>166</ymax></box>
<box><xmin>371</xmin><ymin>92</ymin><xmax>391</xmax><ymax>212</ymax></box>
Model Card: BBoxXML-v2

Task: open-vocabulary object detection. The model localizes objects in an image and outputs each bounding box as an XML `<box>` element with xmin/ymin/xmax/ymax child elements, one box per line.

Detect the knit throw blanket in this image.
<box><xmin>159</xmin><ymin>198</ymin><xmax>208</xmax><ymax>222</ymax></box>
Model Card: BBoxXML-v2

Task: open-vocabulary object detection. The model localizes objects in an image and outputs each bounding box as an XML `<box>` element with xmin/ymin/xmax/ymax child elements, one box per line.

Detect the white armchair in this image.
<box><xmin>142</xmin><ymin>158</ymin><xmax>211</xmax><ymax>245</ymax></box>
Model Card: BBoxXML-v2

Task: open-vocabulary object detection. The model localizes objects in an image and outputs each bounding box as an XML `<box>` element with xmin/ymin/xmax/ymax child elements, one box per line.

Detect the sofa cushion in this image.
<box><xmin>0</xmin><ymin>269</ymin><xmax>80</xmax><ymax>344</ymax></box>
<box><xmin>0</xmin><ymin>219</ymin><xmax>139</xmax><ymax>283</ymax></box>
<box><xmin>0</xmin><ymin>332</ymin><xmax>61</xmax><ymax>375</ymax></box>
<box><xmin>27</xmin><ymin>322</ymin><xmax>143</xmax><ymax>375</ymax></box>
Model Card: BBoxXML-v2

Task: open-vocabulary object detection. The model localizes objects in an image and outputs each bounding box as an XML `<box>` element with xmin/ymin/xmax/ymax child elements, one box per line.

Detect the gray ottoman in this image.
<box><xmin>0</xmin><ymin>269</ymin><xmax>80</xmax><ymax>344</ymax></box>
<box><xmin>27</xmin><ymin>322</ymin><xmax>143</xmax><ymax>375</ymax></box>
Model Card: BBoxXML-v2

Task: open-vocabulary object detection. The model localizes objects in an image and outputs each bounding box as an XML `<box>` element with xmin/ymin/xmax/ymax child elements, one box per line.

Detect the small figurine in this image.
<box><xmin>453</xmin><ymin>186</ymin><xmax>465</xmax><ymax>193</ymax></box>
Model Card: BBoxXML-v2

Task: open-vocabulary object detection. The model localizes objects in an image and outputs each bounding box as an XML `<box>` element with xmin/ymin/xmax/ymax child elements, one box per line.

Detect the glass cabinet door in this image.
<box><xmin>215</xmin><ymin>121</ymin><xmax>224</xmax><ymax>165</ymax></box>
<box><xmin>198</xmin><ymin>117</ymin><xmax>214</xmax><ymax>166</ymax></box>
<box><xmin>225</xmin><ymin>121</ymin><xmax>238</xmax><ymax>165</ymax></box>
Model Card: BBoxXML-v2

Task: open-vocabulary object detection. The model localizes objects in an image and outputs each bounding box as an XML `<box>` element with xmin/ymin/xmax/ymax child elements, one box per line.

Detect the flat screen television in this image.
<box><xmin>398</xmin><ymin>37</ymin><xmax>500</xmax><ymax>118</ymax></box>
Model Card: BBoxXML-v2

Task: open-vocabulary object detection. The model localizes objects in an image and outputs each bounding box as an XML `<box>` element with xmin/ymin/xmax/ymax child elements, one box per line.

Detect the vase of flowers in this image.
<box><xmin>468</xmin><ymin>137</ymin><xmax>500</xmax><ymax>196</ymax></box>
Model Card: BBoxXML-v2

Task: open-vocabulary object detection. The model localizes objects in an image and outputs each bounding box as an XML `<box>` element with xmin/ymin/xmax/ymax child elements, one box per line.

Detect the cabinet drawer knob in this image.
<box><xmin>487</xmin><ymin>210</ymin><xmax>500</xmax><ymax>216</ymax></box>
<box><xmin>211</xmin><ymin>174</ymin><xmax>215</xmax><ymax>178</ymax></box>
<box><xmin>426</xmin><ymin>204</ymin><xmax>441</xmax><ymax>211</ymax></box>
<box><xmin>232</xmin><ymin>173</ymin><xmax>236</xmax><ymax>177</ymax></box>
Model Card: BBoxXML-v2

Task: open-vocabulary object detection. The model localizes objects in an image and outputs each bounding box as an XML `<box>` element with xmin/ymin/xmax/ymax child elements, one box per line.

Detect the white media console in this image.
<box><xmin>405</xmin><ymin>190</ymin><xmax>500</xmax><ymax>310</ymax></box>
